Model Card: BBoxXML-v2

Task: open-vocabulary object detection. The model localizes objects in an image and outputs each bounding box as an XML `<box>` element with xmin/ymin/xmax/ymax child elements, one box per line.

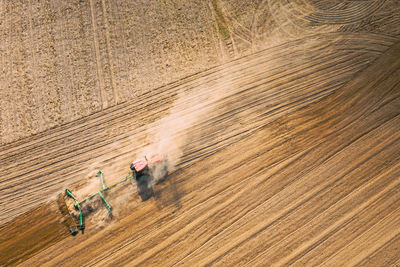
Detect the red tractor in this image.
<box><xmin>130</xmin><ymin>154</ymin><xmax>168</xmax><ymax>200</ymax></box>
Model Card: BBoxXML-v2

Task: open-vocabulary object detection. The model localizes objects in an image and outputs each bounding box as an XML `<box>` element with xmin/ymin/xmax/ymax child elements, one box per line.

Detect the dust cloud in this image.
<box><xmin>64</xmin><ymin>74</ymin><xmax>233</xmax><ymax>229</ymax></box>
<box><xmin>74</xmin><ymin>173</ymin><xmax>101</xmax><ymax>198</ymax></box>
<box><xmin>141</xmin><ymin>73</ymin><xmax>234</xmax><ymax>181</ymax></box>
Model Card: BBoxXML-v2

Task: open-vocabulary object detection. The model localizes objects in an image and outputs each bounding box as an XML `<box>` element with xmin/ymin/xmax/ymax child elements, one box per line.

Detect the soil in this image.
<box><xmin>0</xmin><ymin>0</ymin><xmax>400</xmax><ymax>266</ymax></box>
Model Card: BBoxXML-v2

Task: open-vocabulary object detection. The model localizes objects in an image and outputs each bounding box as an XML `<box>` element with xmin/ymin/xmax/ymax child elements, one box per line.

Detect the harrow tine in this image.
<box><xmin>99</xmin><ymin>191</ymin><xmax>112</xmax><ymax>213</ymax></box>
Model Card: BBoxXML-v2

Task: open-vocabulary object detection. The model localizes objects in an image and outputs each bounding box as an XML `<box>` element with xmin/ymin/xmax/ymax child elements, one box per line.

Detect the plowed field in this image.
<box><xmin>1</xmin><ymin>1</ymin><xmax>400</xmax><ymax>266</ymax></box>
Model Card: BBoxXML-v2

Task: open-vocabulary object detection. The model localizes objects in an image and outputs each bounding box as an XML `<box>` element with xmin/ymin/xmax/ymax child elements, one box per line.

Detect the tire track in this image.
<box><xmin>1</xmin><ymin>33</ymin><xmax>394</xmax><ymax>225</ymax></box>
<box><xmin>0</xmin><ymin>8</ymin><xmax>399</xmax><ymax>262</ymax></box>
<box><xmin>0</xmin><ymin>32</ymin><xmax>392</xmax><ymax>164</ymax></box>
<box><xmin>19</xmin><ymin>39</ymin><xmax>400</xmax><ymax>266</ymax></box>
<box><xmin>100</xmin><ymin>0</ymin><xmax>118</xmax><ymax>105</ymax></box>
<box><xmin>0</xmin><ymin>31</ymin><xmax>394</xmax><ymax>159</ymax></box>
<box><xmin>88</xmin><ymin>0</ymin><xmax>106</xmax><ymax>109</ymax></box>
<box><xmin>357</xmin><ymin>232</ymin><xmax>400</xmax><ymax>266</ymax></box>
<box><xmin>306</xmin><ymin>0</ymin><xmax>387</xmax><ymax>25</ymax></box>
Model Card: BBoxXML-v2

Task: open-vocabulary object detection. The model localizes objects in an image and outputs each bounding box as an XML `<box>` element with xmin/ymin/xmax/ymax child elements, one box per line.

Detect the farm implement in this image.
<box><xmin>57</xmin><ymin>154</ymin><xmax>167</xmax><ymax>235</ymax></box>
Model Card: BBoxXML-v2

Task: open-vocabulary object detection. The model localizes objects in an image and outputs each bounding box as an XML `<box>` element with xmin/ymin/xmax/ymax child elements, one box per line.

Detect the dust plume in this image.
<box><xmin>74</xmin><ymin>173</ymin><xmax>101</xmax><ymax>198</ymax></box>
<box><xmin>141</xmin><ymin>74</ymin><xmax>233</xmax><ymax>182</ymax></box>
<box><xmin>63</xmin><ymin>74</ymin><xmax>234</xmax><ymax>230</ymax></box>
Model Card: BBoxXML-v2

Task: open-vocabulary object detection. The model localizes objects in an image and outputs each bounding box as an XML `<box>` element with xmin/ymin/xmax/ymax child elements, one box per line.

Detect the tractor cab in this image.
<box><xmin>130</xmin><ymin>158</ymin><xmax>149</xmax><ymax>178</ymax></box>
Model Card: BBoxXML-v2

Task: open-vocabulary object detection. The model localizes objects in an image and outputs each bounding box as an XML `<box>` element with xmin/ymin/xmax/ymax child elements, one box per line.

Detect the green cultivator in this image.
<box><xmin>63</xmin><ymin>171</ymin><xmax>135</xmax><ymax>232</ymax></box>
<box><xmin>58</xmin><ymin>153</ymin><xmax>167</xmax><ymax>234</ymax></box>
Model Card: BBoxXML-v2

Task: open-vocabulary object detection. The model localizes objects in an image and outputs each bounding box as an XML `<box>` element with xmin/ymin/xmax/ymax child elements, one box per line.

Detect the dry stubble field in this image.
<box><xmin>1</xmin><ymin>0</ymin><xmax>400</xmax><ymax>266</ymax></box>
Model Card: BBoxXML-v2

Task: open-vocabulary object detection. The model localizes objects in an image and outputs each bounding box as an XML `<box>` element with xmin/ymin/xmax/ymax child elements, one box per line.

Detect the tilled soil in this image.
<box><xmin>1</xmin><ymin>1</ymin><xmax>400</xmax><ymax>266</ymax></box>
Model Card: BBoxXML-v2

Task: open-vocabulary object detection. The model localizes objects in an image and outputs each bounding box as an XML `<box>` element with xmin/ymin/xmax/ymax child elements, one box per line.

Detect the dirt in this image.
<box><xmin>0</xmin><ymin>0</ymin><xmax>400</xmax><ymax>266</ymax></box>
<box><xmin>0</xmin><ymin>203</ymin><xmax>68</xmax><ymax>266</ymax></box>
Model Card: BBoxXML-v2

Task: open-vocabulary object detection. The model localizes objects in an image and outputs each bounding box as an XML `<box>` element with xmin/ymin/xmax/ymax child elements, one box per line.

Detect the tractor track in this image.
<box><xmin>0</xmin><ymin>32</ymin><xmax>394</xmax><ymax>162</ymax></box>
<box><xmin>0</xmin><ymin>32</ymin><xmax>396</xmax><ymax>226</ymax></box>
<box><xmin>1</xmin><ymin>37</ymin><xmax>399</xmax><ymax>266</ymax></box>
<box><xmin>25</xmin><ymin>40</ymin><xmax>400</xmax><ymax>266</ymax></box>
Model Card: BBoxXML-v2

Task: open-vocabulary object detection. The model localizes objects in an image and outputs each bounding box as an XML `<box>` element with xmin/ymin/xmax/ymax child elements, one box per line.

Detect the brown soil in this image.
<box><xmin>0</xmin><ymin>203</ymin><xmax>68</xmax><ymax>266</ymax></box>
<box><xmin>1</xmin><ymin>0</ymin><xmax>400</xmax><ymax>266</ymax></box>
